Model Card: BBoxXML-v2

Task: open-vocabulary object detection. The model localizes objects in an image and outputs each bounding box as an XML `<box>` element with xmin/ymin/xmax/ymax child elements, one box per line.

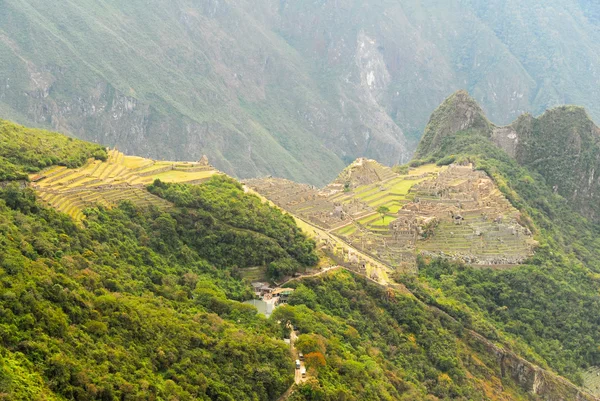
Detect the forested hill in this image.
<box><xmin>0</xmin><ymin>119</ymin><xmax>107</xmax><ymax>181</ymax></box>
<box><xmin>3</xmin><ymin>119</ymin><xmax>599</xmax><ymax>400</ymax></box>
<box><xmin>2</xmin><ymin>1</ymin><xmax>600</xmax><ymax>185</ymax></box>
<box><xmin>416</xmin><ymin>90</ymin><xmax>600</xmax><ymax>222</ymax></box>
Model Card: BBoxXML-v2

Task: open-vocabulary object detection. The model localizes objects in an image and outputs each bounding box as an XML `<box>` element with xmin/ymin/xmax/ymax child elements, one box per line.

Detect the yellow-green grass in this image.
<box><xmin>367</xmin><ymin>196</ymin><xmax>407</xmax><ymax>209</ymax></box>
<box><xmin>384</xmin><ymin>203</ymin><xmax>405</xmax><ymax>214</ymax></box>
<box><xmin>108</xmin><ymin>165</ymin><xmax>127</xmax><ymax>178</ymax></box>
<box><xmin>369</xmin><ymin>215</ymin><xmax>395</xmax><ymax>227</ymax></box>
<box><xmin>356</xmin><ymin>181</ymin><xmax>420</xmax><ymax>205</ymax></box>
<box><xmin>408</xmin><ymin>164</ymin><xmax>444</xmax><ymax>175</ymax></box>
<box><xmin>353</xmin><ymin>186</ymin><xmax>385</xmax><ymax>200</ymax></box>
<box><xmin>334</xmin><ymin>224</ymin><xmax>358</xmax><ymax>236</ymax></box>
<box><xmin>135</xmin><ymin>162</ymin><xmax>174</xmax><ymax>174</ymax></box>
<box><xmin>121</xmin><ymin>156</ymin><xmax>155</xmax><ymax>170</ymax></box>
<box><xmin>388</xmin><ymin>177</ymin><xmax>429</xmax><ymax>193</ymax></box>
<box><xmin>93</xmin><ymin>160</ymin><xmax>112</xmax><ymax>178</ymax></box>
<box><xmin>38</xmin><ymin>166</ymin><xmax>67</xmax><ymax>178</ymax></box>
<box><xmin>87</xmin><ymin>160</ymin><xmax>104</xmax><ymax>176</ymax></box>
<box><xmin>30</xmin><ymin>150</ymin><xmax>218</xmax><ymax>223</ymax></box>
<box><xmin>141</xmin><ymin>169</ymin><xmax>217</xmax><ymax>184</ymax></box>
<box><xmin>357</xmin><ymin>213</ymin><xmax>379</xmax><ymax>225</ymax></box>
<box><xmin>66</xmin><ymin>178</ymin><xmax>100</xmax><ymax>189</ymax></box>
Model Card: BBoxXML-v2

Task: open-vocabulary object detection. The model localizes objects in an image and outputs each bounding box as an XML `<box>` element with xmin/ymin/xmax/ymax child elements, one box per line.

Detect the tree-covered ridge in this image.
<box><xmin>0</xmin><ymin>119</ymin><xmax>107</xmax><ymax>181</ymax></box>
<box><xmin>0</xmin><ymin>176</ymin><xmax>319</xmax><ymax>400</ymax></box>
<box><xmin>148</xmin><ymin>177</ymin><xmax>318</xmax><ymax>278</ymax></box>
<box><xmin>273</xmin><ymin>270</ymin><xmax>533</xmax><ymax>401</ymax></box>
<box><xmin>0</xmin><ymin>121</ymin><xmax>597</xmax><ymax>400</ymax></box>
<box><xmin>0</xmin><ymin>177</ymin><xmax>545</xmax><ymax>401</ymax></box>
<box><xmin>402</xmin><ymin>129</ymin><xmax>600</xmax><ymax>384</ymax></box>
<box><xmin>415</xmin><ymin>90</ymin><xmax>493</xmax><ymax>159</ymax></box>
<box><xmin>512</xmin><ymin>106</ymin><xmax>600</xmax><ymax>220</ymax></box>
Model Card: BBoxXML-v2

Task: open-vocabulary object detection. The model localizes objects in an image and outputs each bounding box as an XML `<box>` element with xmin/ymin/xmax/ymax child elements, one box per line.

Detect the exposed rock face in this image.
<box><xmin>0</xmin><ymin>1</ymin><xmax>414</xmax><ymax>187</ymax></box>
<box><xmin>467</xmin><ymin>330</ymin><xmax>598</xmax><ymax>401</ymax></box>
<box><xmin>491</xmin><ymin>126</ymin><xmax>520</xmax><ymax>158</ymax></box>
<box><xmin>417</xmin><ymin>91</ymin><xmax>600</xmax><ymax>221</ymax></box>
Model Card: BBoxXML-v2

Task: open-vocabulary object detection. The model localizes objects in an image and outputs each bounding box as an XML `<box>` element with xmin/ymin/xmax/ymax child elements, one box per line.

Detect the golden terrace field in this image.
<box><xmin>30</xmin><ymin>149</ymin><xmax>218</xmax><ymax>221</ymax></box>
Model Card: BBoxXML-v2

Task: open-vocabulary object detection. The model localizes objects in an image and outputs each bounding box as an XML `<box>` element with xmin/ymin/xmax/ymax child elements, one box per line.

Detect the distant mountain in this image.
<box><xmin>1</xmin><ymin>1</ymin><xmax>600</xmax><ymax>185</ymax></box>
<box><xmin>417</xmin><ymin>90</ymin><xmax>600</xmax><ymax>221</ymax></box>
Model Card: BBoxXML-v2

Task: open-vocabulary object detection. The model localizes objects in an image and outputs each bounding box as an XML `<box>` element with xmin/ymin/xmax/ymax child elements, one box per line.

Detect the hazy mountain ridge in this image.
<box><xmin>1</xmin><ymin>0</ymin><xmax>600</xmax><ymax>185</ymax></box>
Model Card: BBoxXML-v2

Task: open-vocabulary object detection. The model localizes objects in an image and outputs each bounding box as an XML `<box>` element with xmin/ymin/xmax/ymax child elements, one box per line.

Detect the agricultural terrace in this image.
<box><xmin>30</xmin><ymin>149</ymin><xmax>219</xmax><ymax>221</ymax></box>
<box><xmin>247</xmin><ymin>159</ymin><xmax>536</xmax><ymax>271</ymax></box>
<box><xmin>583</xmin><ymin>367</ymin><xmax>600</xmax><ymax>397</ymax></box>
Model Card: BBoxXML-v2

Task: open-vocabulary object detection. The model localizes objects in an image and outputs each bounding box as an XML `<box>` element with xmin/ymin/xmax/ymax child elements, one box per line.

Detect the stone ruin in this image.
<box><xmin>246</xmin><ymin>164</ymin><xmax>536</xmax><ymax>270</ymax></box>
<box><xmin>198</xmin><ymin>155</ymin><xmax>210</xmax><ymax>166</ymax></box>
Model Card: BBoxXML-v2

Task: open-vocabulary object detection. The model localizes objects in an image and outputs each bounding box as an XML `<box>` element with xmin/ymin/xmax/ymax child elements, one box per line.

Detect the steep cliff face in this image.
<box><xmin>1</xmin><ymin>1</ymin><xmax>600</xmax><ymax>185</ymax></box>
<box><xmin>466</xmin><ymin>329</ymin><xmax>598</xmax><ymax>401</ymax></box>
<box><xmin>416</xmin><ymin>90</ymin><xmax>600</xmax><ymax>221</ymax></box>
<box><xmin>0</xmin><ymin>0</ymin><xmax>413</xmax><ymax>186</ymax></box>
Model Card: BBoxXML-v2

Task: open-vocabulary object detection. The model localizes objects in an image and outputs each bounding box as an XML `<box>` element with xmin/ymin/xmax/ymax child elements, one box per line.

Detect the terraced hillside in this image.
<box><xmin>31</xmin><ymin>150</ymin><xmax>219</xmax><ymax>221</ymax></box>
<box><xmin>583</xmin><ymin>367</ymin><xmax>600</xmax><ymax>397</ymax></box>
<box><xmin>247</xmin><ymin>160</ymin><xmax>536</xmax><ymax>270</ymax></box>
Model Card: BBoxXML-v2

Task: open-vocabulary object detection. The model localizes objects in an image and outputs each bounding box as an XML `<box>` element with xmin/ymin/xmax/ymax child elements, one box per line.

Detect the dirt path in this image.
<box><xmin>277</xmin><ymin>322</ymin><xmax>308</xmax><ymax>401</ymax></box>
<box><xmin>279</xmin><ymin>265</ymin><xmax>341</xmax><ymax>287</ymax></box>
<box><xmin>290</xmin><ymin>328</ymin><xmax>306</xmax><ymax>385</ymax></box>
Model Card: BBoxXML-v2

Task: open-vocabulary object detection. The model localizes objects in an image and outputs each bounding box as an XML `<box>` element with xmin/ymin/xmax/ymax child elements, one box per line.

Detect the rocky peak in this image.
<box><xmin>416</xmin><ymin>91</ymin><xmax>600</xmax><ymax>222</ymax></box>
<box><xmin>198</xmin><ymin>155</ymin><xmax>210</xmax><ymax>166</ymax></box>
<box><xmin>415</xmin><ymin>90</ymin><xmax>492</xmax><ymax>158</ymax></box>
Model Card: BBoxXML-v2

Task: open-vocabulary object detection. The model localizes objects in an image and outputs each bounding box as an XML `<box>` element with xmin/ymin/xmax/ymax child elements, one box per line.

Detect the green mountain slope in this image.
<box><xmin>0</xmin><ymin>119</ymin><xmax>106</xmax><ymax>181</ymax></box>
<box><xmin>242</xmin><ymin>96</ymin><xmax>600</xmax><ymax>399</ymax></box>
<box><xmin>3</xmin><ymin>121</ymin><xmax>598</xmax><ymax>400</ymax></box>
<box><xmin>1</xmin><ymin>1</ymin><xmax>600</xmax><ymax>184</ymax></box>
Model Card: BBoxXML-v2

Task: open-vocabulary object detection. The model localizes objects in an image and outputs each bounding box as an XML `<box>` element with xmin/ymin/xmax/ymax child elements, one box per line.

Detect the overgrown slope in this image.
<box><xmin>0</xmin><ymin>119</ymin><xmax>106</xmax><ymax>181</ymax></box>
<box><xmin>0</xmin><ymin>172</ymin><xmax>323</xmax><ymax>399</ymax></box>
<box><xmin>4</xmin><ymin>119</ymin><xmax>596</xmax><ymax>400</ymax></box>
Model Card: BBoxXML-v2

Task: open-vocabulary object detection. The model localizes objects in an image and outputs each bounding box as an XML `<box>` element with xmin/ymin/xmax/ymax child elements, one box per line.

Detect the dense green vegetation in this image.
<box><xmin>0</xmin><ymin>120</ymin><xmax>545</xmax><ymax>401</ymax></box>
<box><xmin>0</xmin><ymin>173</ymin><xmax>323</xmax><ymax>400</ymax></box>
<box><xmin>147</xmin><ymin>177</ymin><xmax>318</xmax><ymax>278</ymax></box>
<box><xmin>512</xmin><ymin>107</ymin><xmax>600</xmax><ymax>220</ymax></box>
<box><xmin>0</xmin><ymin>131</ymin><xmax>537</xmax><ymax>400</ymax></box>
<box><xmin>4</xmin><ymin>108</ymin><xmax>600</xmax><ymax>399</ymax></box>
<box><xmin>0</xmin><ymin>119</ymin><xmax>106</xmax><ymax>181</ymax></box>
<box><xmin>273</xmin><ymin>271</ymin><xmax>530</xmax><ymax>401</ymax></box>
<box><xmin>410</xmin><ymin>129</ymin><xmax>600</xmax><ymax>383</ymax></box>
